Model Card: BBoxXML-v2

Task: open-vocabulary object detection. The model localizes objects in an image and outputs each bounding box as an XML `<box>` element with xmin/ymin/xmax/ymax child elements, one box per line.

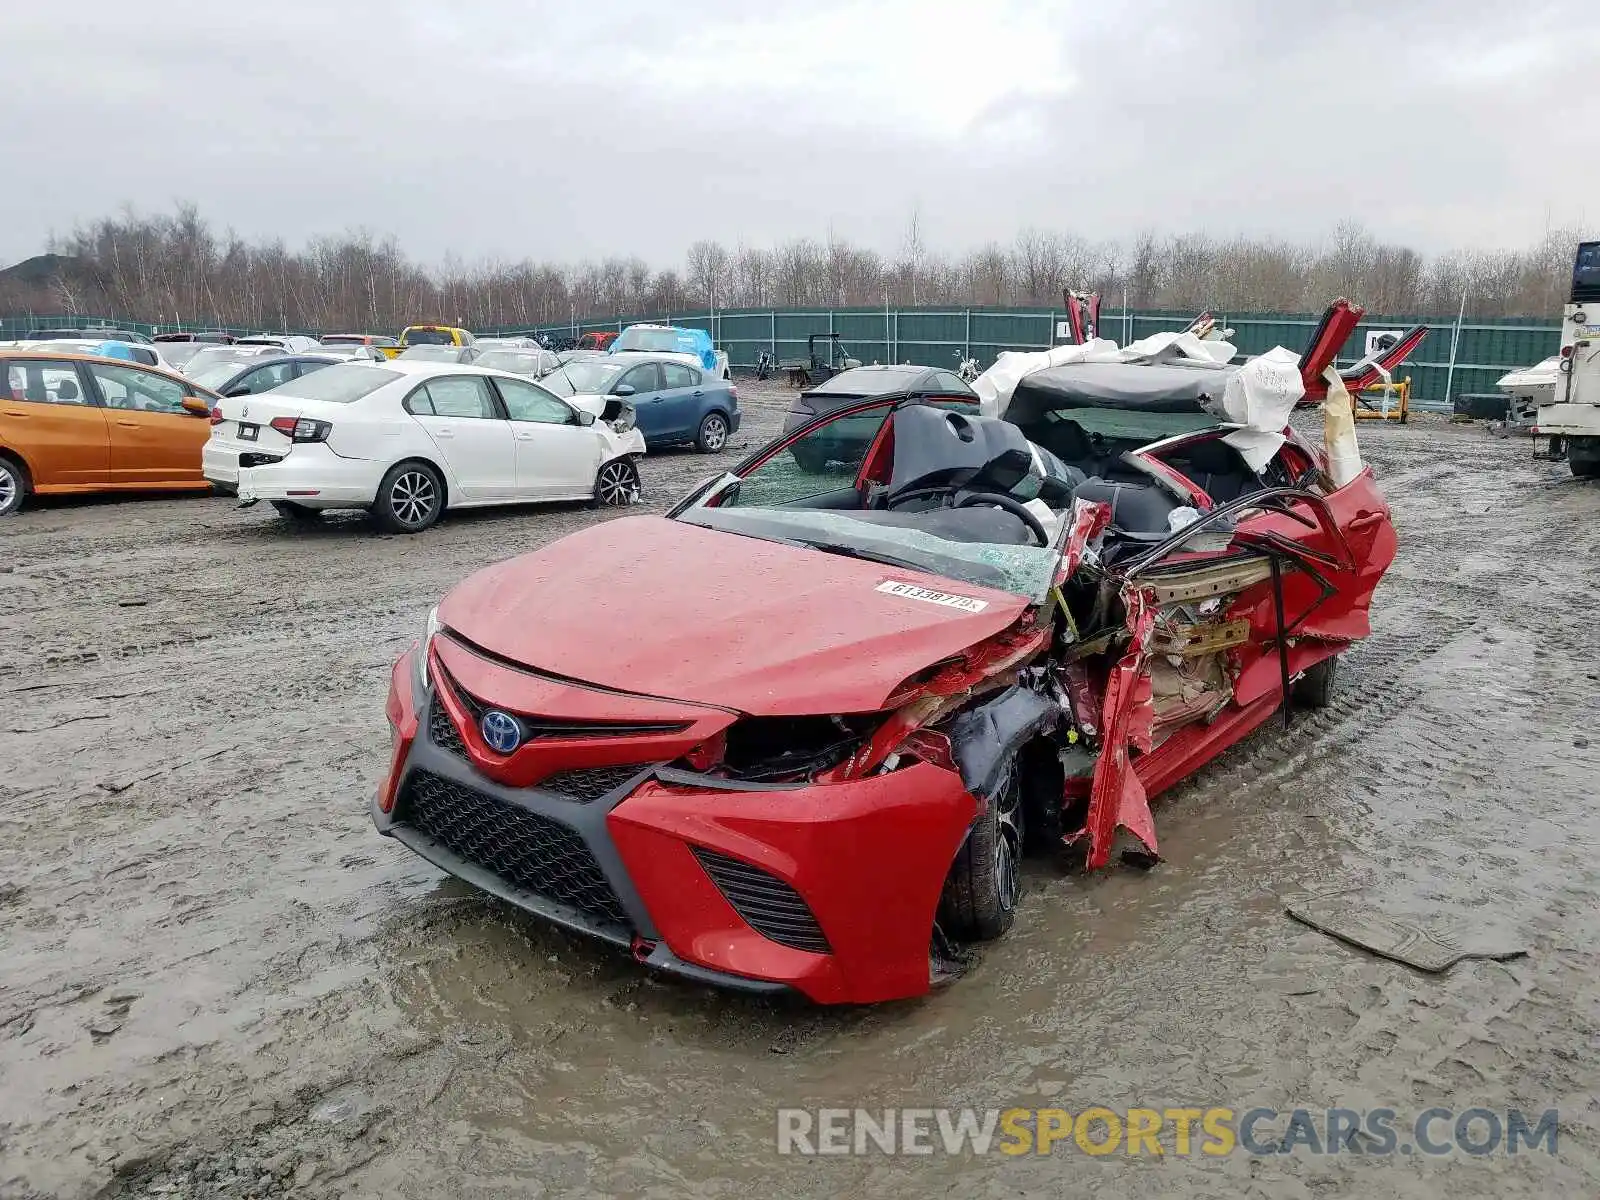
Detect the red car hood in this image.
<box><xmin>437</xmin><ymin>515</ymin><xmax>1031</xmax><ymax>716</ymax></box>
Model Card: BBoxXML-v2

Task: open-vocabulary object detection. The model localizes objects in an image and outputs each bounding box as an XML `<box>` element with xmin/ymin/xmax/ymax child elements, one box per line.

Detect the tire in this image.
<box><xmin>0</xmin><ymin>455</ymin><xmax>27</xmax><ymax>516</ymax></box>
<box><xmin>1292</xmin><ymin>655</ymin><xmax>1339</xmax><ymax>709</ymax></box>
<box><xmin>593</xmin><ymin>456</ymin><xmax>640</xmax><ymax>507</ymax></box>
<box><xmin>271</xmin><ymin>500</ymin><xmax>322</xmax><ymax>523</ymax></box>
<box><xmin>1569</xmin><ymin>438</ymin><xmax>1600</xmax><ymax>478</ymax></box>
<box><xmin>372</xmin><ymin>461</ymin><xmax>444</xmax><ymax>533</ymax></box>
<box><xmin>695</xmin><ymin>412</ymin><xmax>730</xmax><ymax>453</ymax></box>
<box><xmin>938</xmin><ymin>766</ymin><xmax>1024</xmax><ymax>942</ymax></box>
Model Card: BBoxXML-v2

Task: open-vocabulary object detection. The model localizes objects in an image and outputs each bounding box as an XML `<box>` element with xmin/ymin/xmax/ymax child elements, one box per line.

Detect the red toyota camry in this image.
<box><xmin>374</xmin><ymin>339</ymin><xmax>1399</xmax><ymax>1004</ymax></box>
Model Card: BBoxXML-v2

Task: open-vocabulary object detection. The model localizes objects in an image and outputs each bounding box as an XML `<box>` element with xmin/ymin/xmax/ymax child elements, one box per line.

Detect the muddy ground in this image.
<box><xmin>2</xmin><ymin>381</ymin><xmax>1598</xmax><ymax>1199</ymax></box>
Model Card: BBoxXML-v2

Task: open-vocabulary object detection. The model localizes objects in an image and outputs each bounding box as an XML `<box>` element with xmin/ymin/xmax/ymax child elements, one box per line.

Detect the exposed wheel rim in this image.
<box><xmin>0</xmin><ymin>466</ymin><xmax>17</xmax><ymax>513</ymax></box>
<box><xmin>597</xmin><ymin>462</ymin><xmax>637</xmax><ymax>506</ymax></box>
<box><xmin>701</xmin><ymin>416</ymin><xmax>727</xmax><ymax>451</ymax></box>
<box><xmin>390</xmin><ymin>470</ymin><xmax>438</xmax><ymax>526</ymax></box>
<box><xmin>993</xmin><ymin>778</ymin><xmax>1024</xmax><ymax>913</ymax></box>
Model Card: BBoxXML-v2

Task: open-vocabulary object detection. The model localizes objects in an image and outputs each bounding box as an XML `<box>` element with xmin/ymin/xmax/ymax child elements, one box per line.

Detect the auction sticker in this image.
<box><xmin>876</xmin><ymin>580</ymin><xmax>989</xmax><ymax>613</ymax></box>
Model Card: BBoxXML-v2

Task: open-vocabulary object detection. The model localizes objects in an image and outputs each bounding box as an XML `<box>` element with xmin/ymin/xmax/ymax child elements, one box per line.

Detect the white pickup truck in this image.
<box><xmin>1535</xmin><ymin>241</ymin><xmax>1600</xmax><ymax>477</ymax></box>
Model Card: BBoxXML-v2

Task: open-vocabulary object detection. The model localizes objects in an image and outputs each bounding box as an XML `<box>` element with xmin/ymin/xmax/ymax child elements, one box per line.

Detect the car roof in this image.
<box><xmin>378</xmin><ymin>359</ymin><xmax>515</xmax><ymax>378</ymax></box>
<box><xmin>1010</xmin><ymin>361</ymin><xmax>1233</xmax><ymax>414</ymax></box>
<box><xmin>0</xmin><ymin>349</ymin><xmax>216</xmax><ymax>390</ymax></box>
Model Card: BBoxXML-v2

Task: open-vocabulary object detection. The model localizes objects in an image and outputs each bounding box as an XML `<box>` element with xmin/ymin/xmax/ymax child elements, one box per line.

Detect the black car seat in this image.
<box><xmin>1156</xmin><ymin>438</ymin><xmax>1261</xmax><ymax>504</ymax></box>
<box><xmin>1071</xmin><ymin>479</ymin><xmax>1181</xmax><ymax>538</ymax></box>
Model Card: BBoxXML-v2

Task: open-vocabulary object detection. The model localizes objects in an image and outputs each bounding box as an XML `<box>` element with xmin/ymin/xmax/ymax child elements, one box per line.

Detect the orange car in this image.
<box><xmin>0</xmin><ymin>351</ymin><xmax>222</xmax><ymax>515</ymax></box>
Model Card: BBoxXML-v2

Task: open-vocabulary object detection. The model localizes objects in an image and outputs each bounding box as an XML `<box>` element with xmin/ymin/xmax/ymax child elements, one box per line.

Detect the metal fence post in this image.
<box><xmin>1443</xmin><ymin>289</ymin><xmax>1468</xmax><ymax>407</ymax></box>
<box><xmin>965</xmin><ymin>308</ymin><xmax>971</xmax><ymax>361</ymax></box>
<box><xmin>771</xmin><ymin>310</ymin><xmax>777</xmax><ymax>357</ymax></box>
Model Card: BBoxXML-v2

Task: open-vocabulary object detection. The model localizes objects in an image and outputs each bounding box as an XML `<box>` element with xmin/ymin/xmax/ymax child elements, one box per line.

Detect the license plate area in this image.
<box><xmin>238</xmin><ymin>423</ymin><xmax>259</xmax><ymax>442</ymax></box>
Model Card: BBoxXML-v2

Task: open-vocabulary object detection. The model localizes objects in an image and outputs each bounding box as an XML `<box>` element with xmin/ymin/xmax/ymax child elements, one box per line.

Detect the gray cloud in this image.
<box><xmin>1</xmin><ymin>0</ymin><xmax>1594</xmax><ymax>268</ymax></box>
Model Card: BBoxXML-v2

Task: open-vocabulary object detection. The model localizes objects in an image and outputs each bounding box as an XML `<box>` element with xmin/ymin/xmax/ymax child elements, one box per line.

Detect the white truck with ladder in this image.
<box><xmin>1535</xmin><ymin>241</ymin><xmax>1600</xmax><ymax>478</ymax></box>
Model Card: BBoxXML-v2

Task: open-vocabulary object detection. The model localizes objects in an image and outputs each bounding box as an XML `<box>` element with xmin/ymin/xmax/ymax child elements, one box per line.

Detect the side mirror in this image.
<box><xmin>613</xmin><ymin>384</ymin><xmax>636</xmax><ymax>397</ymax></box>
<box><xmin>181</xmin><ymin>396</ymin><xmax>212</xmax><ymax>416</ymax></box>
<box><xmin>224</xmin><ymin>384</ymin><xmax>251</xmax><ymax>398</ymax></box>
<box><xmin>575</xmin><ymin>409</ymin><xmax>596</xmax><ymax>426</ymax></box>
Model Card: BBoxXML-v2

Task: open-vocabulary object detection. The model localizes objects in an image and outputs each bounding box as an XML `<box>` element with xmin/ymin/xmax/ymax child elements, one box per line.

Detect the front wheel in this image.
<box><xmin>593</xmin><ymin>457</ymin><xmax>640</xmax><ymax>506</ymax></box>
<box><xmin>0</xmin><ymin>457</ymin><xmax>27</xmax><ymax>516</ymax></box>
<box><xmin>1293</xmin><ymin>655</ymin><xmax>1340</xmax><ymax>708</ymax></box>
<box><xmin>1569</xmin><ymin>437</ymin><xmax>1600</xmax><ymax>478</ymax></box>
<box><xmin>373</xmin><ymin>462</ymin><xmax>444</xmax><ymax>533</ymax></box>
<box><xmin>696</xmin><ymin>412</ymin><xmax>729</xmax><ymax>453</ymax></box>
<box><xmin>938</xmin><ymin>767</ymin><xmax>1024</xmax><ymax>942</ymax></box>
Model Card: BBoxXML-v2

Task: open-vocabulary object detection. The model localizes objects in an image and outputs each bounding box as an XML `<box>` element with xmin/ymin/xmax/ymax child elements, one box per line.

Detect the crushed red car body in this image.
<box><xmin>374</xmin><ymin>310</ymin><xmax>1410</xmax><ymax>1004</ymax></box>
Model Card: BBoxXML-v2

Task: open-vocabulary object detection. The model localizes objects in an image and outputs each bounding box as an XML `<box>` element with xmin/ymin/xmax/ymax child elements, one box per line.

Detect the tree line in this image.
<box><xmin>0</xmin><ymin>204</ymin><xmax>1587</xmax><ymax>333</ymax></box>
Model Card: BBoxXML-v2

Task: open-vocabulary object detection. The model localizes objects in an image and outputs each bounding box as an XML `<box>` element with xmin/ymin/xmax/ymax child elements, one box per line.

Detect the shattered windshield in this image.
<box><xmin>676</xmin><ymin>506</ymin><xmax>1060</xmax><ymax>601</ymax></box>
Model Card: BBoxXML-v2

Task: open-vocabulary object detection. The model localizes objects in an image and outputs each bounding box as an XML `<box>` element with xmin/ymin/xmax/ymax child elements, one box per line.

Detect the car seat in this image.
<box><xmin>1071</xmin><ymin>479</ymin><xmax>1181</xmax><ymax>539</ymax></box>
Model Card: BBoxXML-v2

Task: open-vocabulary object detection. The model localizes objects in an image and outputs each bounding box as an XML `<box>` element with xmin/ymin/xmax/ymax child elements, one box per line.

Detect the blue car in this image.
<box><xmin>544</xmin><ymin>354</ymin><xmax>740</xmax><ymax>452</ymax></box>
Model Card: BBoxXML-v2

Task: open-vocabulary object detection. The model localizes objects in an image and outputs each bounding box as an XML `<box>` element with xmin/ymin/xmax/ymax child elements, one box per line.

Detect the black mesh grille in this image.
<box><xmin>540</xmin><ymin>765</ymin><xmax>647</xmax><ymax>802</ymax></box>
<box><xmin>692</xmin><ymin>847</ymin><xmax>831</xmax><ymax>955</ymax></box>
<box><xmin>428</xmin><ymin>700</ymin><xmax>466</xmax><ymax>757</ymax></box>
<box><xmin>398</xmin><ymin>770</ymin><xmax>630</xmax><ymax>932</ymax></box>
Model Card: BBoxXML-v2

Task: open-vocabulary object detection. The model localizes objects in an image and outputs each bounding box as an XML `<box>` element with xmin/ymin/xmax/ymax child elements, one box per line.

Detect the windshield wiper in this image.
<box><xmin>793</xmin><ymin>540</ymin><xmax>937</xmax><ymax>575</ymax></box>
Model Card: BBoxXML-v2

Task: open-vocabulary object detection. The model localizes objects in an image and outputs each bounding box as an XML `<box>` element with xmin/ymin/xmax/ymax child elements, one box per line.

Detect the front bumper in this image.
<box><xmin>374</xmin><ymin>650</ymin><xmax>979</xmax><ymax>1004</ymax></box>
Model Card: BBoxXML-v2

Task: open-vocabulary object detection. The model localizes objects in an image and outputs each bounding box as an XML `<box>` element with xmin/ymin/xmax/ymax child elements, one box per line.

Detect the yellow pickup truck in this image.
<box><xmin>381</xmin><ymin>325</ymin><xmax>476</xmax><ymax>360</ymax></box>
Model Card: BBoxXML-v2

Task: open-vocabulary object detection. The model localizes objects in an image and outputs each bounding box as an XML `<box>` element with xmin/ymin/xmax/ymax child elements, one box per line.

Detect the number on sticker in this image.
<box><xmin>875</xmin><ymin>580</ymin><xmax>989</xmax><ymax>613</ymax></box>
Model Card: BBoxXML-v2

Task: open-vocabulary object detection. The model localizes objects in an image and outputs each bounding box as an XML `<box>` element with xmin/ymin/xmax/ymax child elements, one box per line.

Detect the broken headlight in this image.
<box><xmin>714</xmin><ymin>714</ymin><xmax>881</xmax><ymax>783</ymax></box>
<box><xmin>414</xmin><ymin>604</ymin><xmax>442</xmax><ymax>691</ymax></box>
<box><xmin>601</xmin><ymin>398</ymin><xmax>637</xmax><ymax>433</ymax></box>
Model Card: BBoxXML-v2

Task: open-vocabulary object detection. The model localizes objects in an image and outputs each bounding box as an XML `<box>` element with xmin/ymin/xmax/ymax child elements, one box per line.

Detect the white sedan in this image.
<box><xmin>201</xmin><ymin>360</ymin><xmax>646</xmax><ymax>532</ymax></box>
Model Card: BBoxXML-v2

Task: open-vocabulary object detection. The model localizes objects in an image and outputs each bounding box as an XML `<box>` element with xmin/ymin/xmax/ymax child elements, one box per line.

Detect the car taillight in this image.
<box><xmin>729</xmin><ymin>385</ymin><xmax>739</xmax><ymax>402</ymax></box>
<box><xmin>1561</xmin><ymin>345</ymin><xmax>1574</xmax><ymax>357</ymax></box>
<box><xmin>209</xmin><ymin>406</ymin><xmax>223</xmax><ymax>425</ymax></box>
<box><xmin>269</xmin><ymin>416</ymin><xmax>332</xmax><ymax>442</ymax></box>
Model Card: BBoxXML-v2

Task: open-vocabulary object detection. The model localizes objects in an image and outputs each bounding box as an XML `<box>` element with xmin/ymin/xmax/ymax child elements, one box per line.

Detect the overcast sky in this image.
<box><xmin>2</xmin><ymin>0</ymin><xmax>1594</xmax><ymax>268</ymax></box>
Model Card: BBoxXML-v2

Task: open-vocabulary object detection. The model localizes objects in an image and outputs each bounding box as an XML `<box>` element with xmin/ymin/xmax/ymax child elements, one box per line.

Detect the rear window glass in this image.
<box><xmin>277</xmin><ymin>364</ymin><xmax>399</xmax><ymax>404</ymax></box>
<box><xmin>811</xmin><ymin>368</ymin><xmax>920</xmax><ymax>394</ymax></box>
<box><xmin>403</xmin><ymin>328</ymin><xmax>454</xmax><ymax>346</ymax></box>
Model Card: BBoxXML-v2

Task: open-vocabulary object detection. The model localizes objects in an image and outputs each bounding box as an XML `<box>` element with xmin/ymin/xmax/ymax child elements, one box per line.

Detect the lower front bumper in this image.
<box><xmin>374</xmin><ymin>651</ymin><xmax>979</xmax><ymax>1003</ymax></box>
<box><xmin>387</xmin><ymin>816</ymin><xmax>787</xmax><ymax>994</ymax></box>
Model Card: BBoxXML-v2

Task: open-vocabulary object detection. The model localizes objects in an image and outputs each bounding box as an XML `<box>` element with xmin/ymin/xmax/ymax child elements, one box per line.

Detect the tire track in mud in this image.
<box><xmin>8</xmin><ymin>413</ymin><xmax>1600</xmax><ymax>1200</ymax></box>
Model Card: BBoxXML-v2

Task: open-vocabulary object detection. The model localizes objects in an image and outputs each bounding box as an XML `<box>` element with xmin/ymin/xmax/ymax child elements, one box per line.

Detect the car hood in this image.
<box><xmin>437</xmin><ymin>515</ymin><xmax>1030</xmax><ymax>716</ymax></box>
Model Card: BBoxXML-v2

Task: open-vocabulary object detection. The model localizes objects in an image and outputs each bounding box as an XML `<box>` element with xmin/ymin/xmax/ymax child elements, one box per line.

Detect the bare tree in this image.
<box><xmin>3</xmin><ymin>203</ymin><xmax>1593</xmax><ymax>333</ymax></box>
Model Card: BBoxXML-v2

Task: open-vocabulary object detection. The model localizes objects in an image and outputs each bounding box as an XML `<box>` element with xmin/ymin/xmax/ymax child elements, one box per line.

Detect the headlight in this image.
<box><xmin>415</xmin><ymin>605</ymin><xmax>441</xmax><ymax>690</ymax></box>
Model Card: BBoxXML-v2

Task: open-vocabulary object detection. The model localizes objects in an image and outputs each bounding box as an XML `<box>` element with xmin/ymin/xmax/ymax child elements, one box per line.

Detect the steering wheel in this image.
<box><xmin>955</xmin><ymin>491</ymin><xmax>1050</xmax><ymax>546</ymax></box>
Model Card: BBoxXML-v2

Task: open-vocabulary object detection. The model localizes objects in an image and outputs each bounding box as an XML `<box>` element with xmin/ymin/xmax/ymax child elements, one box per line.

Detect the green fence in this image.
<box><xmin>3</xmin><ymin>306</ymin><xmax>1561</xmax><ymax>407</ymax></box>
<box><xmin>517</xmin><ymin>307</ymin><xmax>1560</xmax><ymax>407</ymax></box>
